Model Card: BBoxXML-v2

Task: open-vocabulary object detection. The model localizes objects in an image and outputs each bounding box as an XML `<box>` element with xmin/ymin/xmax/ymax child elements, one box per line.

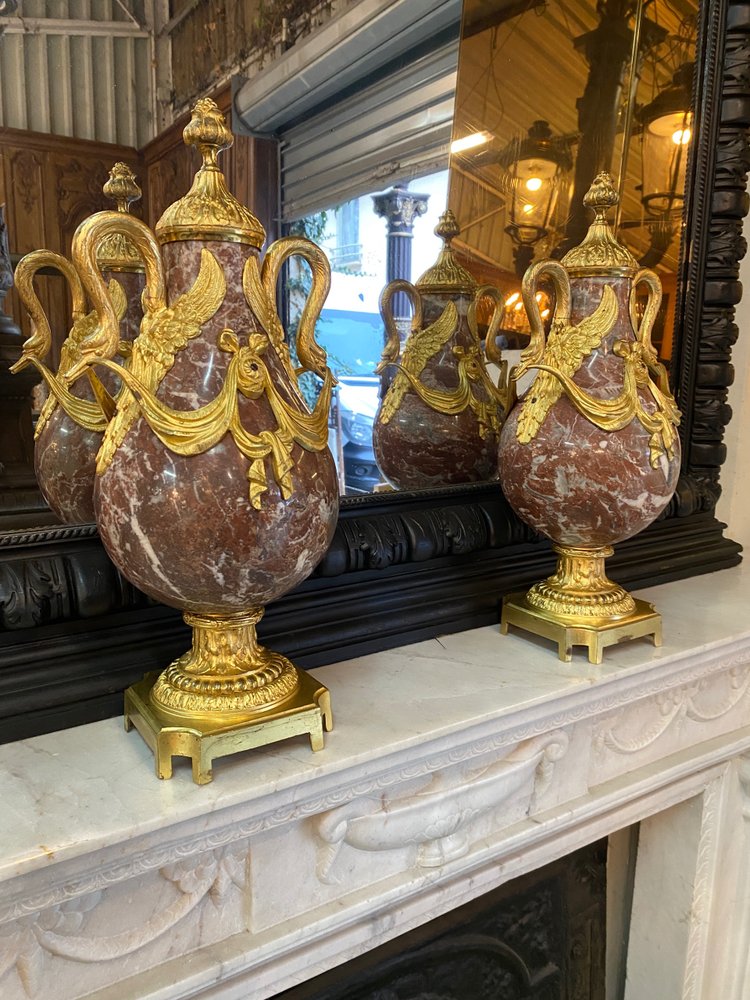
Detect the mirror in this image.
<box><xmin>284</xmin><ymin>170</ymin><xmax>450</xmax><ymax>495</ymax></box>
<box><xmin>0</xmin><ymin>0</ymin><xmax>700</xmax><ymax>514</ymax></box>
<box><xmin>282</xmin><ymin>0</ymin><xmax>698</xmax><ymax>496</ymax></box>
<box><xmin>0</xmin><ymin>0</ymin><xmax>725</xmax><ymax>515</ymax></box>
<box><xmin>450</xmin><ymin>0</ymin><xmax>696</xmax><ymax>362</ymax></box>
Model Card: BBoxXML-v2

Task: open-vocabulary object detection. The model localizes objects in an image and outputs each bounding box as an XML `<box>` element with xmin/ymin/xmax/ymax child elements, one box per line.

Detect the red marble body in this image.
<box><xmin>374</xmin><ymin>293</ymin><xmax>500</xmax><ymax>491</ymax></box>
<box><xmin>35</xmin><ymin>269</ymin><xmax>144</xmax><ymax>523</ymax></box>
<box><xmin>94</xmin><ymin>240</ymin><xmax>339</xmax><ymax>614</ymax></box>
<box><xmin>498</xmin><ymin>276</ymin><xmax>680</xmax><ymax>547</ymax></box>
<box><xmin>35</xmin><ymin>394</ymin><xmax>103</xmax><ymax>523</ymax></box>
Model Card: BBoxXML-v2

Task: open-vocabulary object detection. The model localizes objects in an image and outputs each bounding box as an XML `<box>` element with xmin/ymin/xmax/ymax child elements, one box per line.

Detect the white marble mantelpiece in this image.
<box><xmin>1</xmin><ymin>566</ymin><xmax>750</xmax><ymax>999</ymax></box>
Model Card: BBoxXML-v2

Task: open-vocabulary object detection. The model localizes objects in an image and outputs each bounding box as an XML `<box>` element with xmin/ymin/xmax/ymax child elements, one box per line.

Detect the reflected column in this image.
<box><xmin>553</xmin><ymin>1</ymin><xmax>665</xmax><ymax>257</ymax></box>
<box><xmin>373</xmin><ymin>183</ymin><xmax>430</xmax><ymax>348</ymax></box>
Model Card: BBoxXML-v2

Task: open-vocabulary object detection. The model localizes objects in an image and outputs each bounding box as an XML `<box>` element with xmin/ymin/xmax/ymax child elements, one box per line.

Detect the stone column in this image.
<box><xmin>372</xmin><ymin>183</ymin><xmax>430</xmax><ymax>327</ymax></box>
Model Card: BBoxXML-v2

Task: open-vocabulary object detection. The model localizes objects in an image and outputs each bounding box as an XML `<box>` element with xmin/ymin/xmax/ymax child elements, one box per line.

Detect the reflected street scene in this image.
<box><xmin>286</xmin><ymin>170</ymin><xmax>449</xmax><ymax>494</ymax></box>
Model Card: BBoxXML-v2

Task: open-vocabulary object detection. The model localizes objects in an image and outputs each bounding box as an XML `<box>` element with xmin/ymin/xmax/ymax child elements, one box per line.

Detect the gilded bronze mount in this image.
<box><xmin>501</xmin><ymin>545</ymin><xmax>662</xmax><ymax>664</ymax></box>
<box><xmin>124</xmin><ymin>609</ymin><xmax>333</xmax><ymax>784</ymax></box>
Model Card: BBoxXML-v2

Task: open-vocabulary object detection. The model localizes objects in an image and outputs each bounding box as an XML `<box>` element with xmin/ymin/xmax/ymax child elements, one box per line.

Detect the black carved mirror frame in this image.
<box><xmin>0</xmin><ymin>0</ymin><xmax>747</xmax><ymax>741</ymax></box>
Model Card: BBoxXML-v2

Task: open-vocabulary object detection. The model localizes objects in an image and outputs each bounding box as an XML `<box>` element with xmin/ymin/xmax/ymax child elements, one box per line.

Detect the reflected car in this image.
<box><xmin>336</xmin><ymin>375</ymin><xmax>381</xmax><ymax>493</ymax></box>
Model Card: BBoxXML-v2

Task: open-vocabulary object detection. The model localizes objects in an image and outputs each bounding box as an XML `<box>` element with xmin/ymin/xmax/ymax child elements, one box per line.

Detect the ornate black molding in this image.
<box><xmin>0</xmin><ymin>0</ymin><xmax>746</xmax><ymax>742</ymax></box>
<box><xmin>319</xmin><ymin>485</ymin><xmax>534</xmax><ymax>575</ymax></box>
<box><xmin>0</xmin><ymin>522</ymin><xmax>98</xmax><ymax>547</ymax></box>
<box><xmin>0</xmin><ymin>527</ymin><xmax>147</xmax><ymax>632</ymax></box>
<box><xmin>674</xmin><ymin>0</ymin><xmax>750</xmax><ymax>513</ymax></box>
<box><xmin>0</xmin><ymin>493</ymin><xmax>740</xmax><ymax>741</ymax></box>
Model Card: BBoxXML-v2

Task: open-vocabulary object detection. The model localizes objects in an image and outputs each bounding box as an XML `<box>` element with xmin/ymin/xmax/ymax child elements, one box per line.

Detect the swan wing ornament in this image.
<box><xmin>516</xmin><ymin>284</ymin><xmax>618</xmax><ymax>443</ymax></box>
<box><xmin>96</xmin><ymin>249</ymin><xmax>226</xmax><ymax>473</ymax></box>
<box><xmin>379</xmin><ymin>300</ymin><xmax>458</xmax><ymax>424</ymax></box>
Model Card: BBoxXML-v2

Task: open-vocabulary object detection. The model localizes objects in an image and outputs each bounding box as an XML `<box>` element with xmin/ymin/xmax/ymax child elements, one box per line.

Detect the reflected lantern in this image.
<box><xmin>639</xmin><ymin>63</ymin><xmax>694</xmax><ymax>218</ymax></box>
<box><xmin>499</xmin><ymin>120</ymin><xmax>573</xmax><ymax>276</ymax></box>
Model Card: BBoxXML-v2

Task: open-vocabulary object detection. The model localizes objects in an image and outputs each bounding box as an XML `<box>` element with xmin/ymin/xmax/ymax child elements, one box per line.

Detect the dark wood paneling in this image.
<box><xmin>0</xmin><ymin>129</ymin><xmax>141</xmax><ymax>367</ymax></box>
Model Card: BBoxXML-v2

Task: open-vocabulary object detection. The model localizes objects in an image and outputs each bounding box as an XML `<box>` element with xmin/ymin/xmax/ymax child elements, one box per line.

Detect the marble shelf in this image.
<box><xmin>1</xmin><ymin>566</ymin><xmax>749</xmax><ymax>999</ymax></box>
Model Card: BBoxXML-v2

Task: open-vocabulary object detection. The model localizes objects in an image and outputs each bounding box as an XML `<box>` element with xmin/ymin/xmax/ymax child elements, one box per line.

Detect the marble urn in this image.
<box><xmin>12</xmin><ymin>163</ymin><xmax>145</xmax><ymax>523</ymax></box>
<box><xmin>70</xmin><ymin>99</ymin><xmax>339</xmax><ymax>782</ymax></box>
<box><xmin>498</xmin><ymin>173</ymin><xmax>681</xmax><ymax>663</ymax></box>
<box><xmin>373</xmin><ymin>210</ymin><xmax>513</xmax><ymax>490</ymax></box>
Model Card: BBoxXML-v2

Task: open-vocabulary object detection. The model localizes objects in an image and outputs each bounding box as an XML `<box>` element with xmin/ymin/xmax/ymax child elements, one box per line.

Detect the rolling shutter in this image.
<box><xmin>232</xmin><ymin>0</ymin><xmax>460</xmax><ymax>221</ymax></box>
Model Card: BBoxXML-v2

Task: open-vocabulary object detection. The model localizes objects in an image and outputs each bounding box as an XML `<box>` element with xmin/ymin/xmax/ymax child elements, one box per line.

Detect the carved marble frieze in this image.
<box><xmin>314</xmin><ymin>732</ymin><xmax>569</xmax><ymax>878</ymax></box>
<box><xmin>594</xmin><ymin>661</ymin><xmax>750</xmax><ymax>756</ymax></box>
<box><xmin>0</xmin><ymin>846</ymin><xmax>248</xmax><ymax>1000</ymax></box>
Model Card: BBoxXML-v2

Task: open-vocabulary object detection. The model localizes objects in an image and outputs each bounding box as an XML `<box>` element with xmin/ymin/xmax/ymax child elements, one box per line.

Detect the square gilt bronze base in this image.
<box><xmin>500</xmin><ymin>593</ymin><xmax>662</xmax><ymax>664</ymax></box>
<box><xmin>124</xmin><ymin>669</ymin><xmax>332</xmax><ymax>784</ymax></box>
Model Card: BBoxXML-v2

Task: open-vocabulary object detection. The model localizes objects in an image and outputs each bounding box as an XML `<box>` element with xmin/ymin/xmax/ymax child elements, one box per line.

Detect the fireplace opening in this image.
<box><xmin>274</xmin><ymin>836</ymin><xmax>627</xmax><ymax>999</ymax></box>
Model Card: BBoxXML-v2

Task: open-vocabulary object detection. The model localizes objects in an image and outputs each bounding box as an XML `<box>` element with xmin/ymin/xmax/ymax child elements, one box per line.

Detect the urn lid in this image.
<box><xmin>96</xmin><ymin>162</ymin><xmax>145</xmax><ymax>273</ymax></box>
<box><xmin>561</xmin><ymin>172</ymin><xmax>639</xmax><ymax>277</ymax></box>
<box><xmin>415</xmin><ymin>210</ymin><xmax>477</xmax><ymax>294</ymax></box>
<box><xmin>155</xmin><ymin>99</ymin><xmax>266</xmax><ymax>249</ymax></box>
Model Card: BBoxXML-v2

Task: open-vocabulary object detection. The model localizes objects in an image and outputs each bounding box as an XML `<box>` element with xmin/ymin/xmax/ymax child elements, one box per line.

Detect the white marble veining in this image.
<box><xmin>1</xmin><ymin>565</ymin><xmax>749</xmax><ymax>999</ymax></box>
<box><xmin>2</xmin><ymin>565</ymin><xmax>747</xmax><ymax>879</ymax></box>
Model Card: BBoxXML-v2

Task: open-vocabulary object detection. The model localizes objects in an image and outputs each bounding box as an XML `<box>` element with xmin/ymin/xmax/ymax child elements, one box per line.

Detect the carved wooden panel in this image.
<box><xmin>142</xmin><ymin>128</ymin><xmax>197</xmax><ymax>229</ymax></box>
<box><xmin>55</xmin><ymin>158</ymin><xmax>111</xmax><ymax>232</ymax></box>
<box><xmin>0</xmin><ymin>128</ymin><xmax>141</xmax><ymax>368</ymax></box>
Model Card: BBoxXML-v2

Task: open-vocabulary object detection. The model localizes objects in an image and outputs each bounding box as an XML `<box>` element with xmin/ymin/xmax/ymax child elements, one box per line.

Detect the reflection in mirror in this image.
<box><xmin>371</xmin><ymin>207</ymin><xmax>514</xmax><ymax>492</ymax></box>
<box><xmin>0</xmin><ymin>207</ymin><xmax>50</xmax><ymax>526</ymax></box>
<box><xmin>12</xmin><ymin>164</ymin><xmax>145</xmax><ymax>527</ymax></box>
<box><xmin>289</xmin><ymin>0</ymin><xmax>697</xmax><ymax>497</ymax></box>
<box><xmin>0</xmin><ymin>0</ymin><xmax>700</xmax><ymax>517</ymax></box>
<box><xmin>285</xmin><ymin>172</ymin><xmax>449</xmax><ymax>494</ymax></box>
<box><xmin>450</xmin><ymin>0</ymin><xmax>697</xmax><ymax>364</ymax></box>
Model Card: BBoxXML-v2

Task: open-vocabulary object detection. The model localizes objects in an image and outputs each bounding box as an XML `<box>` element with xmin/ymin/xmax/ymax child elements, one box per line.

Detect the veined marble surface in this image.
<box><xmin>1</xmin><ymin>564</ymin><xmax>748</xmax><ymax>887</ymax></box>
<box><xmin>1</xmin><ymin>565</ymin><xmax>750</xmax><ymax>1000</ymax></box>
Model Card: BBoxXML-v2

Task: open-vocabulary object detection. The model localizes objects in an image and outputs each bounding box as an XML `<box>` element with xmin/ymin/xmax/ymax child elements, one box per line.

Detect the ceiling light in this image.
<box><xmin>450</xmin><ymin>131</ymin><xmax>491</xmax><ymax>154</ymax></box>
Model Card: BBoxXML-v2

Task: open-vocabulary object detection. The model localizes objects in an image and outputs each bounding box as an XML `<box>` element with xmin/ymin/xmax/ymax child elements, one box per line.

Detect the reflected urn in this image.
<box><xmin>12</xmin><ymin>163</ymin><xmax>145</xmax><ymax>523</ymax></box>
<box><xmin>71</xmin><ymin>99</ymin><xmax>339</xmax><ymax>782</ymax></box>
<box><xmin>372</xmin><ymin>211</ymin><xmax>513</xmax><ymax>490</ymax></box>
<box><xmin>498</xmin><ymin>173</ymin><xmax>681</xmax><ymax>663</ymax></box>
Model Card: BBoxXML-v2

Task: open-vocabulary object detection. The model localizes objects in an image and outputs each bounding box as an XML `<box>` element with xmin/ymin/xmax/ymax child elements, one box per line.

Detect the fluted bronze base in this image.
<box><xmin>150</xmin><ymin>610</ymin><xmax>300</xmax><ymax>716</ymax></box>
<box><xmin>500</xmin><ymin>545</ymin><xmax>662</xmax><ymax>664</ymax></box>
<box><xmin>124</xmin><ymin>668</ymin><xmax>332</xmax><ymax>784</ymax></box>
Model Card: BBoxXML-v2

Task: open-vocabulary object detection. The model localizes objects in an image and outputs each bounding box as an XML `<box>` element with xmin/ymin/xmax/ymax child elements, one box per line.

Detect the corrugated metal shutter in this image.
<box><xmin>0</xmin><ymin>0</ymin><xmax>154</xmax><ymax>147</ymax></box>
<box><xmin>232</xmin><ymin>0</ymin><xmax>461</xmax><ymax>222</ymax></box>
<box><xmin>280</xmin><ymin>36</ymin><xmax>458</xmax><ymax>221</ymax></box>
